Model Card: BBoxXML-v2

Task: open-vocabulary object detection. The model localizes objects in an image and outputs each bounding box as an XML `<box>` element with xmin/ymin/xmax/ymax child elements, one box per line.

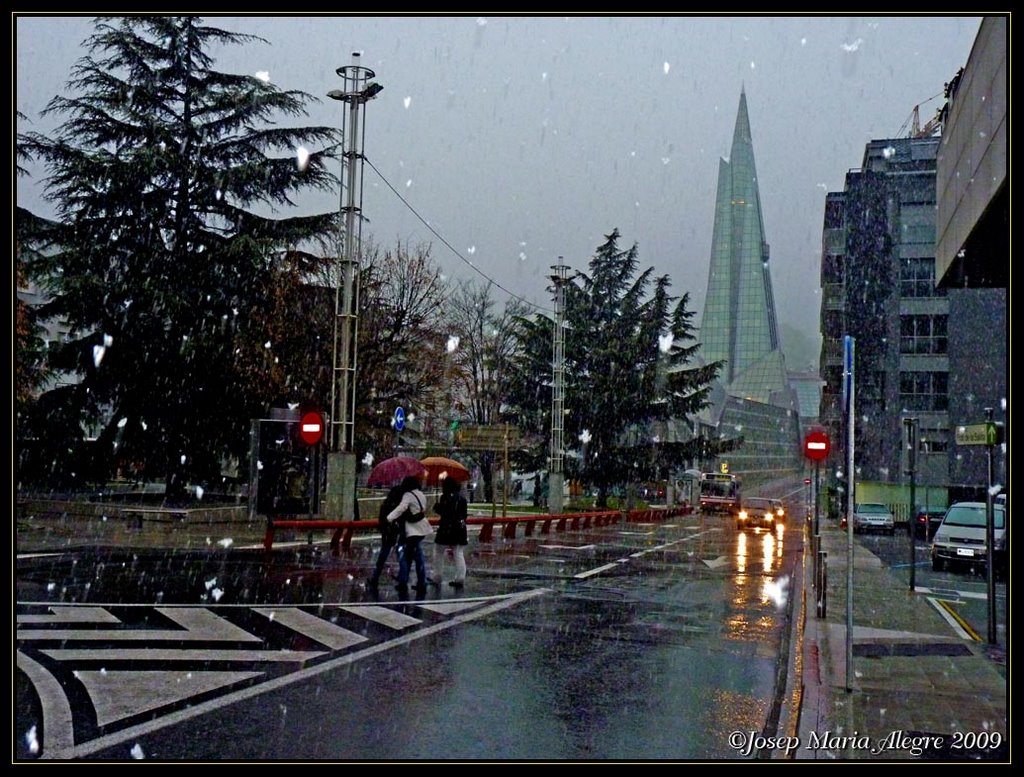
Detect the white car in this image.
<box><xmin>737</xmin><ymin>497</ymin><xmax>780</xmax><ymax>531</ymax></box>
<box><xmin>931</xmin><ymin>500</ymin><xmax>1006</xmax><ymax>576</ymax></box>
<box><xmin>851</xmin><ymin>502</ymin><xmax>895</xmax><ymax>535</ymax></box>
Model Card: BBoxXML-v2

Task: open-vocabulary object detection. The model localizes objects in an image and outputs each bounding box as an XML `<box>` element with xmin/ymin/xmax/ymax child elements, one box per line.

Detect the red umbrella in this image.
<box><xmin>419</xmin><ymin>456</ymin><xmax>471</xmax><ymax>486</ymax></box>
<box><xmin>366</xmin><ymin>456</ymin><xmax>428</xmax><ymax>488</ymax></box>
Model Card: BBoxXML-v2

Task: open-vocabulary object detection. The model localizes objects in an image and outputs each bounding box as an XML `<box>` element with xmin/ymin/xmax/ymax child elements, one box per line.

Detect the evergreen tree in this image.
<box><xmin>15</xmin><ymin>113</ymin><xmax>50</xmax><ymax>429</ymax></box>
<box><xmin>18</xmin><ymin>17</ymin><xmax>340</xmax><ymax>494</ymax></box>
<box><xmin>504</xmin><ymin>229</ymin><xmax>732</xmax><ymax>506</ymax></box>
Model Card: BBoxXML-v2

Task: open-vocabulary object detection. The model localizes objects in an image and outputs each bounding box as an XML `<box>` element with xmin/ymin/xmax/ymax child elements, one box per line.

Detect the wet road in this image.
<box><xmin>16</xmin><ymin>511</ymin><xmax>803</xmax><ymax>761</ymax></box>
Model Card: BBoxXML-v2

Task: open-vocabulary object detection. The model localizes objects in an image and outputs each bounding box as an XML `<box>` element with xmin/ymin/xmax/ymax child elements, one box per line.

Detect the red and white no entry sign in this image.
<box><xmin>299</xmin><ymin>411</ymin><xmax>324</xmax><ymax>446</ymax></box>
<box><xmin>804</xmin><ymin>430</ymin><xmax>830</xmax><ymax>461</ymax></box>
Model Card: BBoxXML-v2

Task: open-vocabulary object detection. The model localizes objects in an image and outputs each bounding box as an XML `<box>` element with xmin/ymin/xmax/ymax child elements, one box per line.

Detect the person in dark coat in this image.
<box><xmin>367</xmin><ymin>484</ymin><xmax>403</xmax><ymax>590</ymax></box>
<box><xmin>430</xmin><ymin>476</ymin><xmax>468</xmax><ymax>588</ymax></box>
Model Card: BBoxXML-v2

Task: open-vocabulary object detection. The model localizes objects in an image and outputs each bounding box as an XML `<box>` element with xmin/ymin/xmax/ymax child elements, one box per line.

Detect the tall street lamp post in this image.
<box><xmin>325</xmin><ymin>52</ymin><xmax>382</xmax><ymax>521</ymax></box>
<box><xmin>548</xmin><ymin>262</ymin><xmax>572</xmax><ymax>515</ymax></box>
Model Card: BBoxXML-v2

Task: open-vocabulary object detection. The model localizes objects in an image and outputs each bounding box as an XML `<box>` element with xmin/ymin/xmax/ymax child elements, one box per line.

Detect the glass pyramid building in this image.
<box><xmin>696</xmin><ymin>90</ymin><xmax>800</xmax><ymax>476</ymax></box>
<box><xmin>700</xmin><ymin>88</ymin><xmax>789</xmax><ymax>403</ymax></box>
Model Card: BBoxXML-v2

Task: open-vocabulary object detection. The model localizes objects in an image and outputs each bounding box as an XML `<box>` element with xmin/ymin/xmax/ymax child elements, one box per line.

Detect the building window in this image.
<box><xmin>918</xmin><ymin>426</ymin><xmax>949</xmax><ymax>453</ymax></box>
<box><xmin>899</xmin><ymin>258</ymin><xmax>947</xmax><ymax>298</ymax></box>
<box><xmin>900</xmin><ymin>314</ymin><xmax>948</xmax><ymax>354</ymax></box>
<box><xmin>919</xmin><ymin>437</ymin><xmax>949</xmax><ymax>454</ymax></box>
<box><xmin>899</xmin><ymin>371</ymin><xmax>948</xmax><ymax>411</ymax></box>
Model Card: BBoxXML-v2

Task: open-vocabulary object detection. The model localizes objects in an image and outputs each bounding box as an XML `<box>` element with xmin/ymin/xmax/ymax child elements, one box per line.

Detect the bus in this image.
<box><xmin>699</xmin><ymin>472</ymin><xmax>742</xmax><ymax>515</ymax></box>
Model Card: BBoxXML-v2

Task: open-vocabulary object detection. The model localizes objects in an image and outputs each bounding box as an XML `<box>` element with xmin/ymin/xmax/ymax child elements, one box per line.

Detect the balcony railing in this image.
<box><xmin>823</xmin><ymin>338</ymin><xmax>844</xmax><ymax>365</ymax></box>
<box><xmin>823</xmin><ymin>283</ymin><xmax>845</xmax><ymax>310</ymax></box>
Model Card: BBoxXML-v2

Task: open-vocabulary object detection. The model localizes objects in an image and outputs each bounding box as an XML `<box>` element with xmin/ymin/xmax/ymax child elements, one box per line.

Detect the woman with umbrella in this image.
<box><xmin>430</xmin><ymin>475</ymin><xmax>468</xmax><ymax>588</ymax></box>
<box><xmin>384</xmin><ymin>475</ymin><xmax>433</xmax><ymax>594</ymax></box>
<box><xmin>367</xmin><ymin>484</ymin><xmax>404</xmax><ymax>592</ymax></box>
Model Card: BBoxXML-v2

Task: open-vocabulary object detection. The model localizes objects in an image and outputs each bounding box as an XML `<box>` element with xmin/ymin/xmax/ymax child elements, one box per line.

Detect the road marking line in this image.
<box><xmin>17</xmin><ymin>651</ymin><xmax>75</xmax><ymax>754</ymax></box>
<box><xmin>574</xmin><ymin>563</ymin><xmax>619</xmax><ymax>579</ymax></box>
<box><xmin>915</xmin><ymin>585</ymin><xmax>990</xmax><ymax>601</ymax></box>
<box><xmin>252</xmin><ymin>608</ymin><xmax>368</xmax><ymax>650</ymax></box>
<box><xmin>32</xmin><ymin>589</ymin><xmax>550</xmax><ymax>761</ymax></box>
<box><xmin>18</xmin><ymin>606</ymin><xmax>122</xmax><ymax>624</ymax></box>
<box><xmin>18</xmin><ymin>607</ymin><xmax>261</xmax><ymax>643</ymax></box>
<box><xmin>927</xmin><ymin>596</ymin><xmax>979</xmax><ymax>641</ymax></box>
<box><xmin>41</xmin><ymin>648</ymin><xmax>325</xmax><ymax>662</ymax></box>
<box><xmin>339</xmin><ymin>604</ymin><xmax>422</xmax><ymax>627</ymax></box>
<box><xmin>77</xmin><ymin>669</ymin><xmax>264</xmax><ymax>728</ymax></box>
<box><xmin>703</xmin><ymin>556</ymin><xmax>730</xmax><ymax>569</ymax></box>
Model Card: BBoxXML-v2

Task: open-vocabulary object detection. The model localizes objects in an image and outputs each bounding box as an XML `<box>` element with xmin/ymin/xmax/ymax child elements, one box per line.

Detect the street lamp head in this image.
<box><xmin>363</xmin><ymin>82</ymin><xmax>384</xmax><ymax>99</ymax></box>
<box><xmin>327</xmin><ymin>89</ymin><xmax>346</xmax><ymax>101</ymax></box>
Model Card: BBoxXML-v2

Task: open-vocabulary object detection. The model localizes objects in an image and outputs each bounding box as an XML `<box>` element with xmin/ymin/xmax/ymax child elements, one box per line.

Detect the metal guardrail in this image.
<box><xmin>263</xmin><ymin>505</ymin><xmax>695</xmax><ymax>554</ymax></box>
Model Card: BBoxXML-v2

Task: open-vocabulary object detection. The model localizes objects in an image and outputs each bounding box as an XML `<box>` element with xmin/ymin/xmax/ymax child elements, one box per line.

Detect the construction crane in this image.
<box><xmin>909</xmin><ymin>104</ymin><xmax>942</xmax><ymax>138</ymax></box>
<box><xmin>896</xmin><ymin>89</ymin><xmax>946</xmax><ymax>139</ymax></box>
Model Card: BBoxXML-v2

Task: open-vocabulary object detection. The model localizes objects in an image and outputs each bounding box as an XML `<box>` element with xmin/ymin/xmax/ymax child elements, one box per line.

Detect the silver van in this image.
<box><xmin>931</xmin><ymin>501</ymin><xmax>1006</xmax><ymax>575</ymax></box>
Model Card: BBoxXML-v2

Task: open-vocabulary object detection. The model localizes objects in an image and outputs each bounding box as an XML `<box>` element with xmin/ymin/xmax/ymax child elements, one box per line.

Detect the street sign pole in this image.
<box><xmin>904</xmin><ymin>417</ymin><xmax>918</xmax><ymax>591</ymax></box>
<box><xmin>814</xmin><ymin>460</ymin><xmax>820</xmax><ymax>537</ymax></box>
<box><xmin>844</xmin><ymin>335</ymin><xmax>855</xmax><ymax>693</ymax></box>
<box><xmin>985</xmin><ymin>407</ymin><xmax>997</xmax><ymax>645</ymax></box>
<box><xmin>802</xmin><ymin>429</ymin><xmax>830</xmax><ymax>600</ymax></box>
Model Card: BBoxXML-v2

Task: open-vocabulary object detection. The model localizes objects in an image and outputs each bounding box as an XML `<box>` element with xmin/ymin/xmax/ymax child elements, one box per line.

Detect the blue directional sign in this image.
<box><xmin>842</xmin><ymin>335</ymin><xmax>854</xmax><ymax>409</ymax></box>
<box><xmin>394</xmin><ymin>406</ymin><xmax>405</xmax><ymax>432</ymax></box>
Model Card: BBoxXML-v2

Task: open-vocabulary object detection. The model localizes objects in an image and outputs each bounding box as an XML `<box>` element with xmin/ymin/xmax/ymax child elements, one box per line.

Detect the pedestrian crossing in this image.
<box><xmin>16</xmin><ymin>590</ymin><xmax>547</xmax><ymax>760</ymax></box>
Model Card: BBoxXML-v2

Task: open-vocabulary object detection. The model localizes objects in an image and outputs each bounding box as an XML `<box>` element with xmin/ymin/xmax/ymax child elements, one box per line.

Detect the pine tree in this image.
<box><xmin>18</xmin><ymin>16</ymin><xmax>340</xmax><ymax>495</ymax></box>
<box><xmin>504</xmin><ymin>229</ymin><xmax>731</xmax><ymax>506</ymax></box>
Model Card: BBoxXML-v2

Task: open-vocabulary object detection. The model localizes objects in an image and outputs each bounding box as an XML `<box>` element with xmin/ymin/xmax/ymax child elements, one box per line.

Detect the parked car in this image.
<box><xmin>737</xmin><ymin>497</ymin><xmax>779</xmax><ymax>531</ymax></box>
<box><xmin>911</xmin><ymin>504</ymin><xmax>947</xmax><ymax>540</ymax></box>
<box><xmin>931</xmin><ymin>500</ymin><xmax>1006</xmax><ymax>576</ymax></box>
<box><xmin>851</xmin><ymin>502</ymin><xmax>895</xmax><ymax>535</ymax></box>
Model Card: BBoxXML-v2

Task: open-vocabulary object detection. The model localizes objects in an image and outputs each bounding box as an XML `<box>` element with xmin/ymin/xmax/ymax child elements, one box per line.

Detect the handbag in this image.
<box><xmin>398</xmin><ymin>494</ymin><xmax>425</xmax><ymax>538</ymax></box>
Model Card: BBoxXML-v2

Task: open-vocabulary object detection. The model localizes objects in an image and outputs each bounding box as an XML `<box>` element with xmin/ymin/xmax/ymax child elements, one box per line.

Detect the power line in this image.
<box><xmin>363</xmin><ymin>156</ymin><xmax>554</xmax><ymax>315</ymax></box>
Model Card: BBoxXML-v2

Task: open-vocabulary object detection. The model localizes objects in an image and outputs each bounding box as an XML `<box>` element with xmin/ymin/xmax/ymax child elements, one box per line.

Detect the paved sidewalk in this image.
<box><xmin>789</xmin><ymin>522</ymin><xmax>1008</xmax><ymax>761</ymax></box>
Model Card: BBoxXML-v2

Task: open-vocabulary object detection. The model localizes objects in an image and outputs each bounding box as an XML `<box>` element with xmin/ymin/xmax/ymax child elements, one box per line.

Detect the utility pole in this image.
<box><xmin>844</xmin><ymin>334</ymin><xmax>856</xmax><ymax>693</ymax></box>
<box><xmin>548</xmin><ymin>262</ymin><xmax>571</xmax><ymax>515</ymax></box>
<box><xmin>325</xmin><ymin>52</ymin><xmax>382</xmax><ymax>520</ymax></box>
<box><xmin>904</xmin><ymin>416</ymin><xmax>918</xmax><ymax>591</ymax></box>
<box><xmin>984</xmin><ymin>407</ymin><xmax>997</xmax><ymax>645</ymax></box>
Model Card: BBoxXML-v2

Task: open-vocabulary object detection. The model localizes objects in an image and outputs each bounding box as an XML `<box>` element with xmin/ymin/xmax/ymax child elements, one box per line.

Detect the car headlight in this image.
<box><xmin>739</xmin><ymin>511</ymin><xmax>747</xmax><ymax>520</ymax></box>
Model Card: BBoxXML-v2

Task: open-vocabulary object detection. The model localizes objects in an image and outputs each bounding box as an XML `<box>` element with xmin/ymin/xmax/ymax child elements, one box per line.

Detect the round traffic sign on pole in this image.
<box><xmin>394</xmin><ymin>406</ymin><xmax>405</xmax><ymax>432</ymax></box>
<box><xmin>299</xmin><ymin>411</ymin><xmax>324</xmax><ymax>446</ymax></box>
<box><xmin>804</xmin><ymin>430</ymin><xmax>830</xmax><ymax>461</ymax></box>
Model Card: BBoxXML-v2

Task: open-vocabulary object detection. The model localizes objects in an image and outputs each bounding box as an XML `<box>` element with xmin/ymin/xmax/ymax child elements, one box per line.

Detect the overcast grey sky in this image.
<box><xmin>14</xmin><ymin>14</ymin><xmax>984</xmax><ymax>360</ymax></box>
